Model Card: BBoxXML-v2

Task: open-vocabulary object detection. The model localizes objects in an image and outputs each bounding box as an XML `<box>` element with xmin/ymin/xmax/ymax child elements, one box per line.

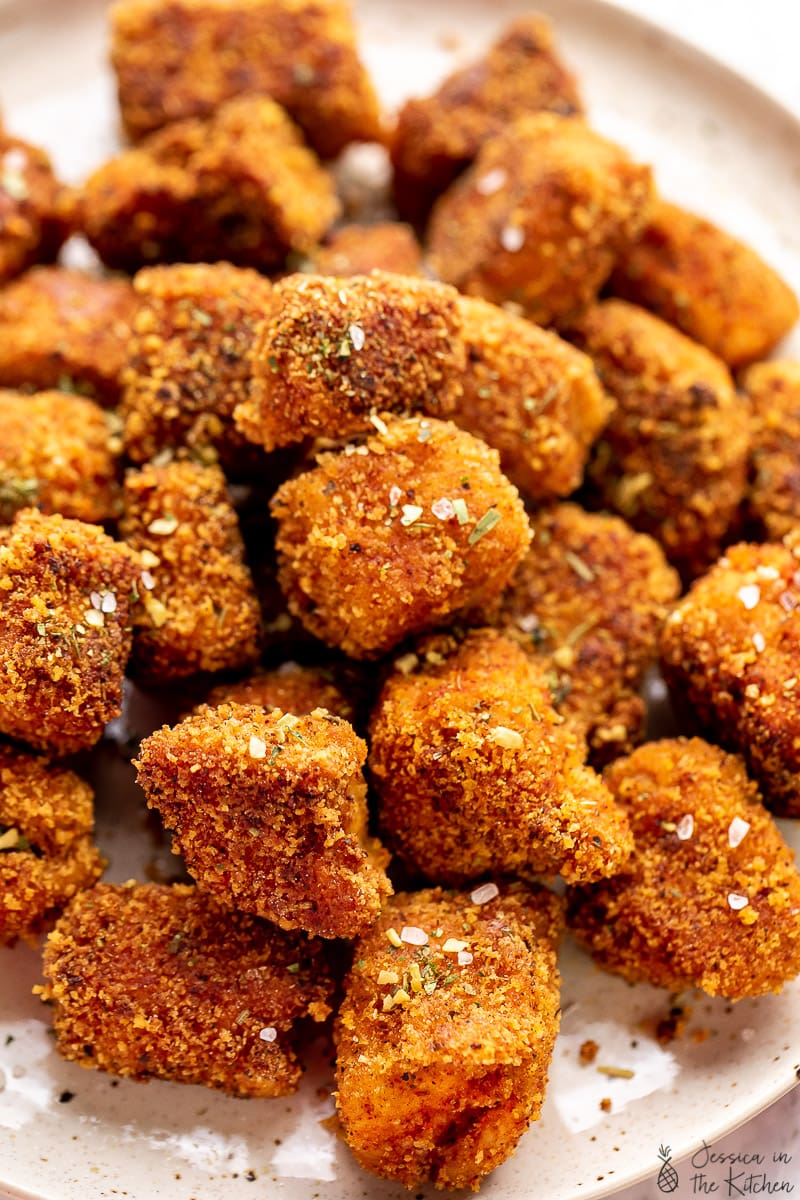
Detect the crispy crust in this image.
<box><xmin>741</xmin><ymin>360</ymin><xmax>800</xmax><ymax>540</ymax></box>
<box><xmin>312</xmin><ymin>223</ymin><xmax>424</xmax><ymax>278</ymax></box>
<box><xmin>204</xmin><ymin>662</ymin><xmax>355</xmax><ymax>723</ymax></box>
<box><xmin>0</xmin><ymin>131</ymin><xmax>71</xmax><ymax>285</ymax></box>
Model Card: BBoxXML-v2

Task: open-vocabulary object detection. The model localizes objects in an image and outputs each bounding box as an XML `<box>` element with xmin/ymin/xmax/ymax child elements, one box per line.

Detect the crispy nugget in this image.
<box><xmin>0</xmin><ymin>131</ymin><xmax>70</xmax><ymax>285</ymax></box>
<box><xmin>110</xmin><ymin>0</ymin><xmax>382</xmax><ymax>156</ymax></box>
<box><xmin>741</xmin><ymin>360</ymin><xmax>800</xmax><ymax>540</ymax></box>
<box><xmin>369</xmin><ymin>628</ymin><xmax>633</xmax><ymax>885</ymax></box>
<box><xmin>136</xmin><ymin>703</ymin><xmax>392</xmax><ymax>938</ymax></box>
<box><xmin>611</xmin><ymin>199</ymin><xmax>799</xmax><ymax>368</ymax></box>
<box><xmin>311</xmin><ymin>223</ymin><xmax>424</xmax><ymax>278</ymax></box>
<box><xmin>121</xmin><ymin>262</ymin><xmax>274</xmax><ymax>470</ymax></box>
<box><xmin>391</xmin><ymin>14</ymin><xmax>582</xmax><ymax>226</ymax></box>
<box><xmin>0</xmin><ymin>511</ymin><xmax>139</xmax><ymax>755</ymax></box>
<box><xmin>40</xmin><ymin>881</ymin><xmax>334</xmax><ymax>1095</ymax></box>
<box><xmin>428</xmin><ymin>114</ymin><xmax>653</xmax><ymax>327</ymax></box>
<box><xmin>0</xmin><ymin>746</ymin><xmax>104</xmax><ymax>945</ymax></box>
<box><xmin>567</xmin><ymin>738</ymin><xmax>800</xmax><ymax>998</ymax></box>
<box><xmin>0</xmin><ymin>267</ymin><xmax>134</xmax><ymax>404</ymax></box>
<box><xmin>453</xmin><ymin>297</ymin><xmax>613</xmax><ymax>500</ymax></box>
<box><xmin>335</xmin><ymin>882</ymin><xmax>563</xmax><ymax>1191</ymax></box>
<box><xmin>660</xmin><ymin>538</ymin><xmax>800</xmax><ymax>817</ymax></box>
<box><xmin>271</xmin><ymin>416</ymin><xmax>532</xmax><ymax>658</ymax></box>
<box><xmin>568</xmin><ymin>299</ymin><xmax>750</xmax><ymax>577</ymax></box>
<box><xmin>80</xmin><ymin>95</ymin><xmax>340</xmax><ymax>273</ymax></box>
<box><xmin>120</xmin><ymin>460</ymin><xmax>261</xmax><ymax>681</ymax></box>
<box><xmin>205</xmin><ymin>662</ymin><xmax>355</xmax><ymax>723</ymax></box>
<box><xmin>490</xmin><ymin>504</ymin><xmax>680</xmax><ymax>762</ymax></box>
<box><xmin>0</xmin><ymin>390</ymin><xmax>120</xmax><ymax>525</ymax></box>
<box><xmin>235</xmin><ymin>273</ymin><xmax>466</xmax><ymax>452</ymax></box>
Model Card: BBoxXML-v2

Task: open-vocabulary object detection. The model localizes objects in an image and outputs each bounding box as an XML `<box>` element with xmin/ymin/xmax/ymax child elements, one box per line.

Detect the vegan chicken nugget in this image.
<box><xmin>428</xmin><ymin>114</ymin><xmax>653</xmax><ymax>327</ymax></box>
<box><xmin>0</xmin><ymin>510</ymin><xmax>139</xmax><ymax>755</ymax></box>
<box><xmin>611</xmin><ymin>199</ymin><xmax>799</xmax><ymax>368</ymax></box>
<box><xmin>204</xmin><ymin>662</ymin><xmax>355</xmax><ymax>724</ymax></box>
<box><xmin>0</xmin><ymin>130</ymin><xmax>71</xmax><ymax>285</ymax></box>
<box><xmin>136</xmin><ymin>703</ymin><xmax>391</xmax><ymax>938</ymax></box>
<box><xmin>369</xmin><ymin>628</ymin><xmax>634</xmax><ymax>884</ymax></box>
<box><xmin>311</xmin><ymin>222</ymin><xmax>424</xmax><ymax>278</ymax></box>
<box><xmin>0</xmin><ymin>746</ymin><xmax>104</xmax><ymax>945</ymax></box>
<box><xmin>335</xmin><ymin>882</ymin><xmax>563</xmax><ymax>1191</ymax></box>
<box><xmin>270</xmin><ymin>416</ymin><xmax>532</xmax><ymax>658</ymax></box>
<box><xmin>40</xmin><ymin>881</ymin><xmax>334</xmax><ymax>1095</ymax></box>
<box><xmin>567</xmin><ymin>738</ymin><xmax>800</xmax><ymax>998</ymax></box>
<box><xmin>741</xmin><ymin>360</ymin><xmax>800</xmax><ymax>541</ymax></box>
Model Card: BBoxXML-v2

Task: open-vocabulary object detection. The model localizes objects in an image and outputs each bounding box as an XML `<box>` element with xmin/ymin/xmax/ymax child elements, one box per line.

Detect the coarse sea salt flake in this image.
<box><xmin>400</xmin><ymin>504</ymin><xmax>424</xmax><ymax>526</ymax></box>
<box><xmin>349</xmin><ymin>323</ymin><xmax>366</xmax><ymax>351</ymax></box>
<box><xmin>432</xmin><ymin>497</ymin><xmax>455</xmax><ymax>520</ymax></box>
<box><xmin>101</xmin><ymin>592</ymin><xmax>117</xmax><ymax>614</ymax></box>
<box><xmin>389</xmin><ymin>485</ymin><xmax>403</xmax><ymax>507</ymax></box>
<box><xmin>248</xmin><ymin>735</ymin><xmax>267</xmax><ymax>759</ymax></box>
<box><xmin>457</xmin><ymin>950</ymin><xmax>473</xmax><ymax>965</ymax></box>
<box><xmin>476</xmin><ymin>167</ymin><xmax>507</xmax><ymax>195</ymax></box>
<box><xmin>737</xmin><ymin>584</ymin><xmax>760</xmax><ymax>610</ymax></box>
<box><xmin>400</xmin><ymin>926</ymin><xmax>428</xmax><ymax>946</ymax></box>
<box><xmin>676</xmin><ymin>814</ymin><xmax>694</xmax><ymax>840</ymax></box>
<box><xmin>470</xmin><ymin>882</ymin><xmax>499</xmax><ymax>905</ymax></box>
<box><xmin>727</xmin><ymin>892</ymin><xmax>749</xmax><ymax>911</ymax></box>
<box><xmin>728</xmin><ymin>817</ymin><xmax>750</xmax><ymax>848</ymax></box>
<box><xmin>259</xmin><ymin>1026</ymin><xmax>277</xmax><ymax>1042</ymax></box>
<box><xmin>752</xmin><ymin>632</ymin><xmax>766</xmax><ymax>652</ymax></box>
<box><xmin>500</xmin><ymin>224</ymin><xmax>525</xmax><ymax>253</ymax></box>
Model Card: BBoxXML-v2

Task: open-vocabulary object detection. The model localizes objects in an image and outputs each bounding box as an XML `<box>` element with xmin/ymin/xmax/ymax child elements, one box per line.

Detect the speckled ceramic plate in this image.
<box><xmin>1</xmin><ymin>2</ymin><xmax>800</xmax><ymax>1198</ymax></box>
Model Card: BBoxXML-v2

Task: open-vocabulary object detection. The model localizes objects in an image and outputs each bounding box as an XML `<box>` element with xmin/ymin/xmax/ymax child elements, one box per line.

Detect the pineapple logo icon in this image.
<box><xmin>657</xmin><ymin>1145</ymin><xmax>679</xmax><ymax>1193</ymax></box>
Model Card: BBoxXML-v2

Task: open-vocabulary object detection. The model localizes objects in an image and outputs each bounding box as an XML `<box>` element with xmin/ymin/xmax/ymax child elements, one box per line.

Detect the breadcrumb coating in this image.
<box><xmin>0</xmin><ymin>267</ymin><xmax>134</xmax><ymax>404</ymax></box>
<box><xmin>568</xmin><ymin>299</ymin><xmax>750</xmax><ymax>578</ymax></box>
<box><xmin>611</xmin><ymin>199</ymin><xmax>799</xmax><ymax>368</ymax></box>
<box><xmin>741</xmin><ymin>360</ymin><xmax>800</xmax><ymax>541</ymax></box>
<box><xmin>120</xmin><ymin>460</ymin><xmax>261</xmax><ymax>681</ymax></box>
<box><xmin>428</xmin><ymin>114</ymin><xmax>653</xmax><ymax>327</ymax></box>
<box><xmin>110</xmin><ymin>0</ymin><xmax>382</xmax><ymax>156</ymax></box>
<box><xmin>235</xmin><ymin>272</ymin><xmax>466</xmax><ymax>452</ymax></box>
<box><xmin>567</xmin><ymin>738</ymin><xmax>800</xmax><ymax>998</ymax></box>
<box><xmin>0</xmin><ymin>745</ymin><xmax>104</xmax><ymax>945</ymax></box>
<box><xmin>39</xmin><ymin>881</ymin><xmax>334</xmax><ymax>1096</ymax></box>
<box><xmin>270</xmin><ymin>416</ymin><xmax>532</xmax><ymax>658</ymax></box>
<box><xmin>391</xmin><ymin>14</ymin><xmax>582</xmax><ymax>226</ymax></box>
<box><xmin>136</xmin><ymin>703</ymin><xmax>391</xmax><ymax>938</ymax></box>
<box><xmin>335</xmin><ymin>882</ymin><xmax>563</xmax><ymax>1191</ymax></box>
<box><xmin>311</xmin><ymin>223</ymin><xmax>424</xmax><ymax>278</ymax></box>
<box><xmin>79</xmin><ymin>95</ymin><xmax>340</xmax><ymax>274</ymax></box>
<box><xmin>204</xmin><ymin>662</ymin><xmax>355</xmax><ymax>724</ymax></box>
<box><xmin>660</xmin><ymin>538</ymin><xmax>800</xmax><ymax>817</ymax></box>
<box><xmin>0</xmin><ymin>130</ymin><xmax>71</xmax><ymax>285</ymax></box>
<box><xmin>369</xmin><ymin>628</ymin><xmax>633</xmax><ymax>885</ymax></box>
<box><xmin>0</xmin><ymin>510</ymin><xmax>139</xmax><ymax>755</ymax></box>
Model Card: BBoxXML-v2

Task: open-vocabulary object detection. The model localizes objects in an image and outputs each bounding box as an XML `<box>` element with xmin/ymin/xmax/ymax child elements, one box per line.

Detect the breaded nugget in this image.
<box><xmin>271</xmin><ymin>416</ymin><xmax>532</xmax><ymax>658</ymax></box>
<box><xmin>0</xmin><ymin>131</ymin><xmax>70</xmax><ymax>285</ymax></box>
<box><xmin>0</xmin><ymin>390</ymin><xmax>120</xmax><ymax>525</ymax></box>
<box><xmin>335</xmin><ymin>882</ymin><xmax>563</xmax><ymax>1191</ymax></box>
<box><xmin>0</xmin><ymin>267</ymin><xmax>134</xmax><ymax>403</ymax></box>
<box><xmin>490</xmin><ymin>504</ymin><xmax>680</xmax><ymax>762</ymax></box>
<box><xmin>391</xmin><ymin>15</ymin><xmax>582</xmax><ymax>226</ymax></box>
<box><xmin>567</xmin><ymin>299</ymin><xmax>750</xmax><ymax>577</ymax></box>
<box><xmin>660</xmin><ymin>538</ymin><xmax>800</xmax><ymax>817</ymax></box>
<box><xmin>136</xmin><ymin>703</ymin><xmax>391</xmax><ymax>938</ymax></box>
<box><xmin>567</xmin><ymin>738</ymin><xmax>800</xmax><ymax>998</ymax></box>
<box><xmin>453</xmin><ymin>297</ymin><xmax>613</xmax><ymax>500</ymax></box>
<box><xmin>235</xmin><ymin>273</ymin><xmax>466</xmax><ymax>452</ymax></box>
<box><xmin>0</xmin><ymin>511</ymin><xmax>139</xmax><ymax>755</ymax></box>
<box><xmin>369</xmin><ymin>628</ymin><xmax>633</xmax><ymax>884</ymax></box>
<box><xmin>121</xmin><ymin>262</ymin><xmax>274</xmax><ymax>470</ymax></box>
<box><xmin>611</xmin><ymin>199</ymin><xmax>799</xmax><ymax>368</ymax></box>
<box><xmin>39</xmin><ymin>881</ymin><xmax>334</xmax><ymax>1095</ymax></box>
<box><xmin>428</xmin><ymin>114</ymin><xmax>653</xmax><ymax>327</ymax></box>
<box><xmin>110</xmin><ymin>0</ymin><xmax>382</xmax><ymax>156</ymax></box>
<box><xmin>311</xmin><ymin>223</ymin><xmax>424</xmax><ymax>278</ymax></box>
<box><xmin>120</xmin><ymin>460</ymin><xmax>261</xmax><ymax>681</ymax></box>
<box><xmin>0</xmin><ymin>746</ymin><xmax>104</xmax><ymax>945</ymax></box>
<box><xmin>204</xmin><ymin>662</ymin><xmax>355</xmax><ymax>723</ymax></box>
<box><xmin>80</xmin><ymin>95</ymin><xmax>340</xmax><ymax>273</ymax></box>
<box><xmin>741</xmin><ymin>360</ymin><xmax>800</xmax><ymax>540</ymax></box>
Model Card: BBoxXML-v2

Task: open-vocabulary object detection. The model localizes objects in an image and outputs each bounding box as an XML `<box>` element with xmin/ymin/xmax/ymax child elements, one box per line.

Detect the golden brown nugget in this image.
<box><xmin>490</xmin><ymin>504</ymin><xmax>680</xmax><ymax>762</ymax></box>
<box><xmin>0</xmin><ymin>746</ymin><xmax>104</xmax><ymax>945</ymax></box>
<box><xmin>236</xmin><ymin>273</ymin><xmax>466</xmax><ymax>452</ymax></box>
<box><xmin>369</xmin><ymin>628</ymin><xmax>633</xmax><ymax>885</ymax></box>
<box><xmin>567</xmin><ymin>739</ymin><xmax>800</xmax><ymax>998</ymax></box>
<box><xmin>110</xmin><ymin>0</ymin><xmax>382</xmax><ymax>156</ymax></box>
<box><xmin>271</xmin><ymin>416</ymin><xmax>532</xmax><ymax>658</ymax></box>
<box><xmin>428</xmin><ymin>114</ymin><xmax>653</xmax><ymax>327</ymax></box>
<box><xmin>136</xmin><ymin>703</ymin><xmax>391</xmax><ymax>938</ymax></box>
<box><xmin>391</xmin><ymin>14</ymin><xmax>582</xmax><ymax>226</ymax></box>
<box><xmin>121</xmin><ymin>262</ymin><xmax>274</xmax><ymax>470</ymax></box>
<box><xmin>0</xmin><ymin>511</ymin><xmax>139</xmax><ymax>756</ymax></box>
<box><xmin>741</xmin><ymin>360</ymin><xmax>800</xmax><ymax>540</ymax></box>
<box><xmin>660</xmin><ymin>538</ymin><xmax>800</xmax><ymax>817</ymax></box>
<box><xmin>204</xmin><ymin>662</ymin><xmax>355</xmax><ymax>723</ymax></box>
<box><xmin>120</xmin><ymin>460</ymin><xmax>261</xmax><ymax>681</ymax></box>
<box><xmin>0</xmin><ymin>390</ymin><xmax>120</xmax><ymax>525</ymax></box>
<box><xmin>0</xmin><ymin>130</ymin><xmax>71</xmax><ymax>285</ymax></box>
<box><xmin>80</xmin><ymin>95</ymin><xmax>340</xmax><ymax>274</ymax></box>
<box><xmin>335</xmin><ymin>883</ymin><xmax>563</xmax><ymax>1191</ymax></box>
<box><xmin>454</xmin><ymin>297</ymin><xmax>613</xmax><ymax>500</ymax></box>
<box><xmin>39</xmin><ymin>881</ymin><xmax>334</xmax><ymax>1096</ymax></box>
<box><xmin>0</xmin><ymin>267</ymin><xmax>134</xmax><ymax>403</ymax></box>
<box><xmin>611</xmin><ymin>199</ymin><xmax>799</xmax><ymax>368</ymax></box>
<box><xmin>567</xmin><ymin>299</ymin><xmax>750</xmax><ymax>577</ymax></box>
<box><xmin>311</xmin><ymin>222</ymin><xmax>424</xmax><ymax>278</ymax></box>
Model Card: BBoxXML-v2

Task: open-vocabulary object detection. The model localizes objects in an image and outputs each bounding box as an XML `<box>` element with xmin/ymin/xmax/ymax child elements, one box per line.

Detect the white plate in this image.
<box><xmin>1</xmin><ymin>2</ymin><xmax>800</xmax><ymax>1198</ymax></box>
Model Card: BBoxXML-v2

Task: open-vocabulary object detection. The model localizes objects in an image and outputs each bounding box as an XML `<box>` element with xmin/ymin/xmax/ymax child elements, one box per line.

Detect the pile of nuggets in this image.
<box><xmin>2</xmin><ymin>0</ymin><xmax>800</xmax><ymax>1191</ymax></box>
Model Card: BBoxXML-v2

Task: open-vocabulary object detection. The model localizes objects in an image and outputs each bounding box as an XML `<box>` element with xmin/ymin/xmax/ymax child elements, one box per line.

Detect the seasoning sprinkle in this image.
<box><xmin>248</xmin><ymin>735</ymin><xmax>267</xmax><ymax>760</ymax></box>
<box><xmin>349</xmin><ymin>324</ymin><xmax>366</xmax><ymax>351</ymax></box>
<box><xmin>752</xmin><ymin>632</ymin><xmax>766</xmax><ymax>653</ymax></box>
<box><xmin>564</xmin><ymin>550</ymin><xmax>596</xmax><ymax>582</ymax></box>
<box><xmin>470</xmin><ymin>882</ymin><xmax>499</xmax><ymax>905</ymax></box>
<box><xmin>389</xmin><ymin>485</ymin><xmax>403</xmax><ymax>507</ymax></box>
<box><xmin>147</xmin><ymin>515</ymin><xmax>179</xmax><ymax>537</ymax></box>
<box><xmin>452</xmin><ymin>497</ymin><xmax>469</xmax><ymax>525</ymax></box>
<box><xmin>394</xmin><ymin>652</ymin><xmax>419</xmax><ymax>675</ymax></box>
<box><xmin>469</xmin><ymin>507</ymin><xmax>501</xmax><ymax>546</ymax></box>
<box><xmin>487</xmin><ymin>726</ymin><xmax>523</xmax><ymax>750</ymax></box>
<box><xmin>377</xmin><ymin>970</ymin><xmax>399</xmax><ymax>986</ymax></box>
<box><xmin>728</xmin><ymin>817</ymin><xmax>750</xmax><ymax>849</ymax></box>
<box><xmin>140</xmin><ymin>570</ymin><xmax>156</xmax><ymax>590</ymax></box>
<box><xmin>369</xmin><ymin>413</ymin><xmax>388</xmax><ymax>436</ymax></box>
<box><xmin>385</xmin><ymin>927</ymin><xmax>402</xmax><ymax>948</ymax></box>
<box><xmin>442</xmin><ymin>938</ymin><xmax>469</xmax><ymax>954</ymax></box>
<box><xmin>596</xmin><ymin>1065</ymin><xmax>635</xmax><ymax>1079</ymax></box>
<box><xmin>100</xmin><ymin>591</ymin><xmax>117</xmax><ymax>614</ymax></box>
<box><xmin>400</xmin><ymin>504</ymin><xmax>424</xmax><ymax>527</ymax></box>
<box><xmin>84</xmin><ymin>609</ymin><xmax>104</xmax><ymax>629</ymax></box>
